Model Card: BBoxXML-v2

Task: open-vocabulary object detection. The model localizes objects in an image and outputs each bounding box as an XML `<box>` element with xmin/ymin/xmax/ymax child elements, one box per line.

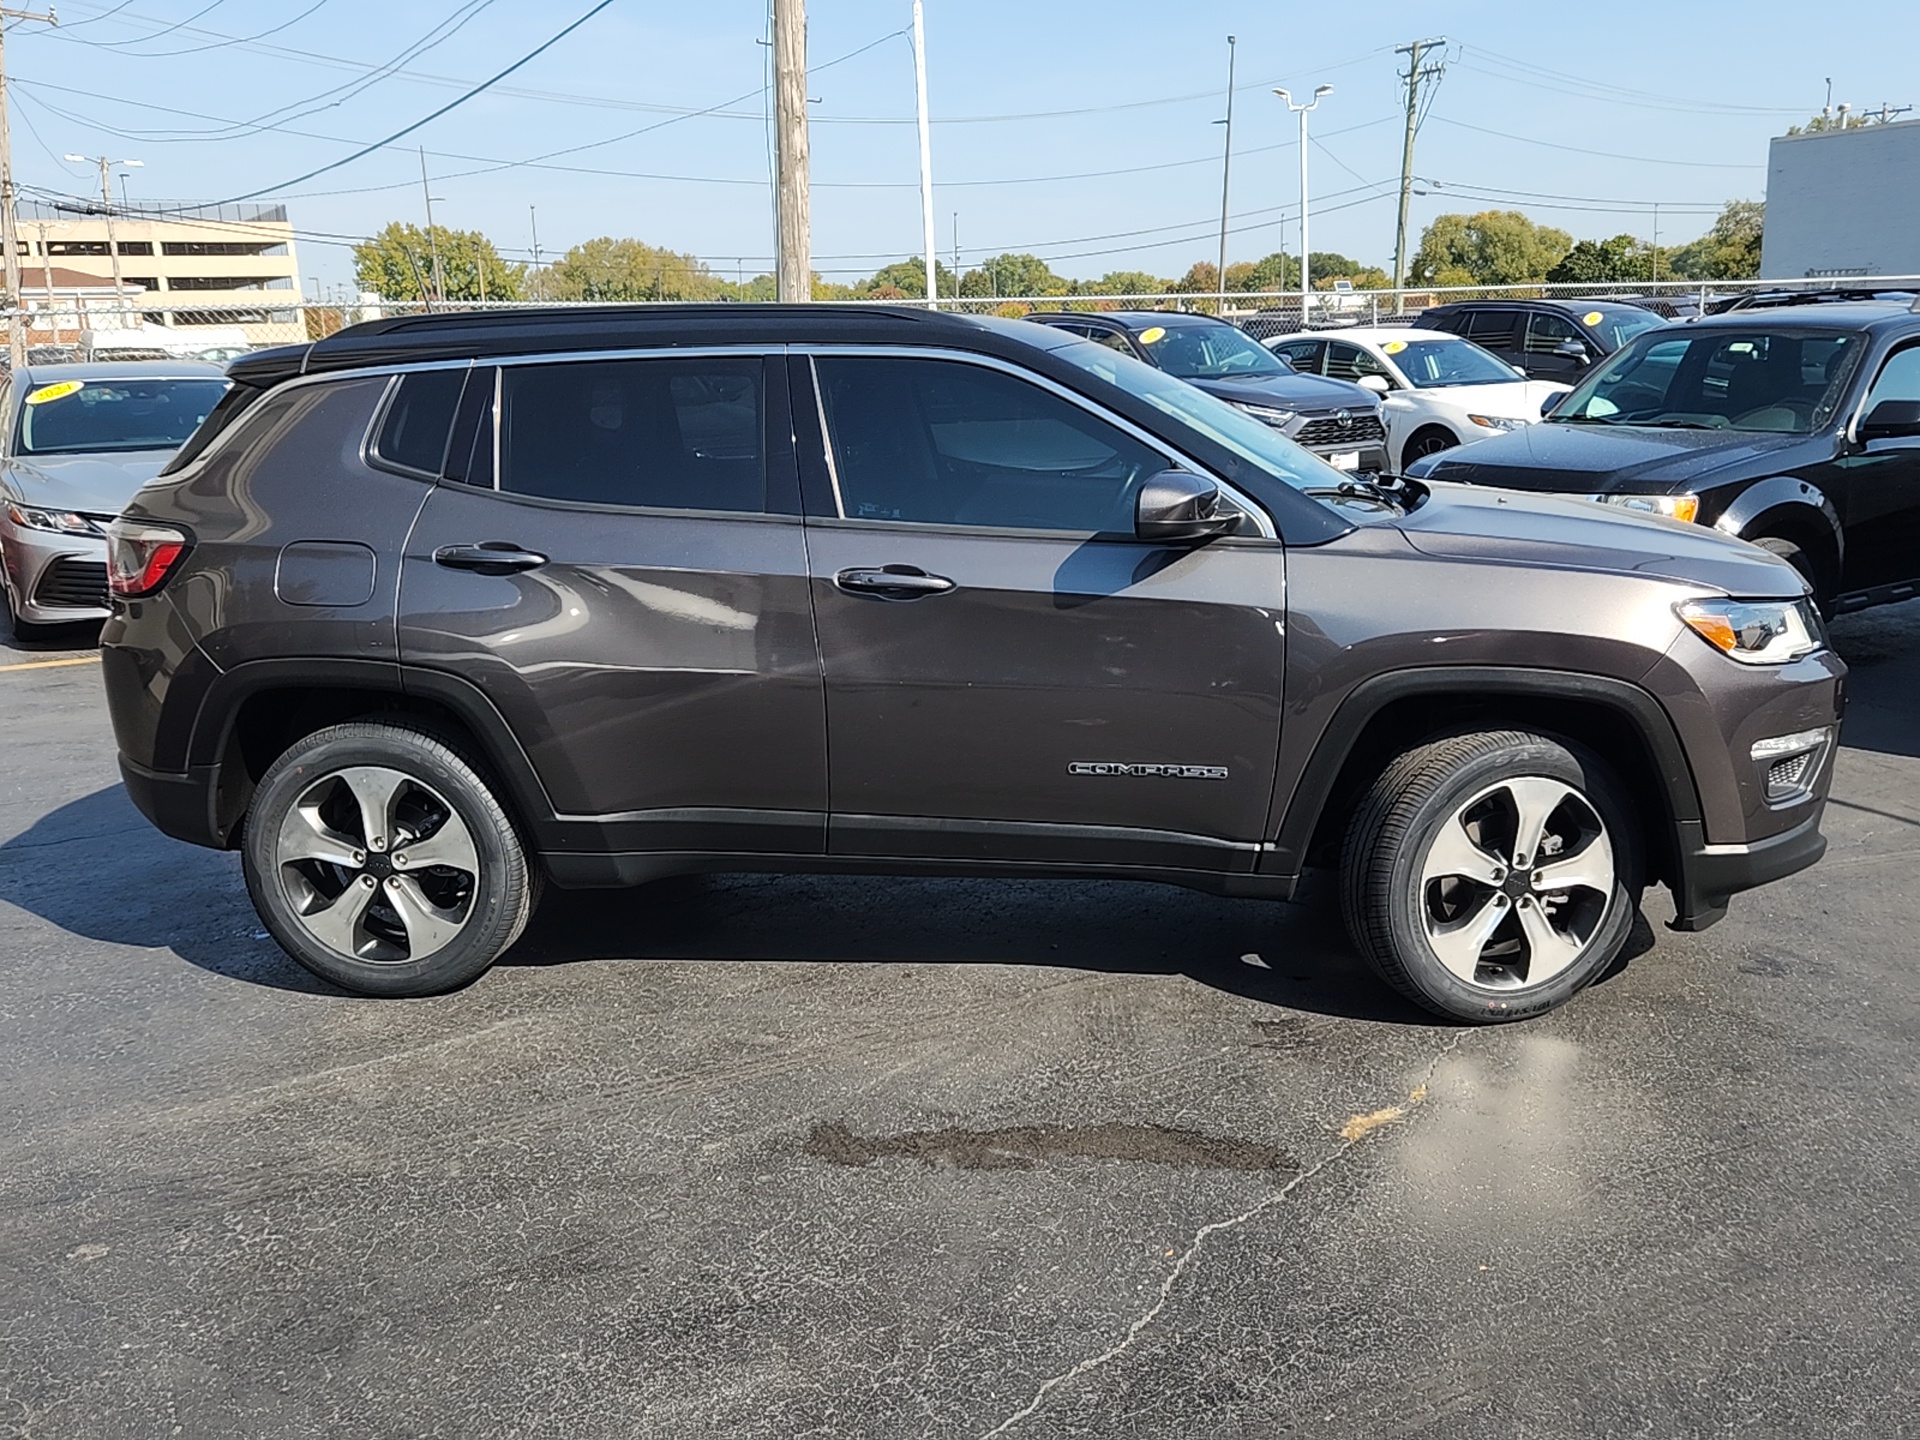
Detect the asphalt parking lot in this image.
<box><xmin>2</xmin><ymin>607</ymin><xmax>1917</xmax><ymax>1440</ymax></box>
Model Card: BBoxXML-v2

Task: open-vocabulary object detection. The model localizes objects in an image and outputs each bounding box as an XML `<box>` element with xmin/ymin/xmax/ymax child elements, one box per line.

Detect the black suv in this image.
<box><xmin>1405</xmin><ymin>299</ymin><xmax>1920</xmax><ymax>615</ymax></box>
<box><xmin>102</xmin><ymin>306</ymin><xmax>1842</xmax><ymax>1023</ymax></box>
<box><xmin>1025</xmin><ymin>311</ymin><xmax>1388</xmax><ymax>474</ymax></box>
<box><xmin>1413</xmin><ymin>298</ymin><xmax>1665</xmax><ymax>382</ymax></box>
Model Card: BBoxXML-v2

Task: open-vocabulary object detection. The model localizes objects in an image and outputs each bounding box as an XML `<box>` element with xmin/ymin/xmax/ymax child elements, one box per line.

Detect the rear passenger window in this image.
<box><xmin>1465</xmin><ymin>310</ymin><xmax>1517</xmax><ymax>344</ymax></box>
<box><xmin>498</xmin><ymin>357</ymin><xmax>765</xmax><ymax>512</ymax></box>
<box><xmin>372</xmin><ymin>368</ymin><xmax>466</xmax><ymax>476</ymax></box>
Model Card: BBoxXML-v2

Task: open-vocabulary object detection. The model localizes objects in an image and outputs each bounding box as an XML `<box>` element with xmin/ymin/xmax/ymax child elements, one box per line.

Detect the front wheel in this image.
<box><xmin>242</xmin><ymin>721</ymin><xmax>535</xmax><ymax>997</ymax></box>
<box><xmin>1750</xmin><ymin>535</ymin><xmax>1831</xmax><ymax>615</ymax></box>
<box><xmin>1341</xmin><ymin>730</ymin><xmax>1641</xmax><ymax>1023</ymax></box>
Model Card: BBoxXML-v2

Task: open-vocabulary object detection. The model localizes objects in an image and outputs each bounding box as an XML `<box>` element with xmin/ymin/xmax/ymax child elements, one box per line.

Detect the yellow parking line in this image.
<box><xmin>0</xmin><ymin>654</ymin><xmax>101</xmax><ymax>674</ymax></box>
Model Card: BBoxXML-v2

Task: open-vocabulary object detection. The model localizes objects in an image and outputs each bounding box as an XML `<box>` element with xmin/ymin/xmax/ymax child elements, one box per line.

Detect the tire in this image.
<box><xmin>1341</xmin><ymin>730</ymin><xmax>1641</xmax><ymax>1023</ymax></box>
<box><xmin>242</xmin><ymin>721</ymin><xmax>534</xmax><ymax>997</ymax></box>
<box><xmin>1750</xmin><ymin>535</ymin><xmax>1830</xmax><ymax>614</ymax></box>
<box><xmin>1404</xmin><ymin>426</ymin><xmax>1458</xmax><ymax>465</ymax></box>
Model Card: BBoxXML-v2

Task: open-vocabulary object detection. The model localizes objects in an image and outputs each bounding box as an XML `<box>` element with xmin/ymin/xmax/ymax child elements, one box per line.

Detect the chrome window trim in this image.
<box><xmin>796</xmin><ymin>343</ymin><xmax>1277</xmax><ymax>540</ymax></box>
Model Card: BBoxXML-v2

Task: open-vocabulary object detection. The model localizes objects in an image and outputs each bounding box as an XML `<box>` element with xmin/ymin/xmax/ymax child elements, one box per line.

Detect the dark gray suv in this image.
<box><xmin>101</xmin><ymin>306</ymin><xmax>1843</xmax><ymax>1022</ymax></box>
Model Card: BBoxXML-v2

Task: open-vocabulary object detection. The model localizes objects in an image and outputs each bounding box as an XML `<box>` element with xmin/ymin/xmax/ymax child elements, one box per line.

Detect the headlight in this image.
<box><xmin>1231</xmin><ymin>402</ymin><xmax>1296</xmax><ymax>428</ymax></box>
<box><xmin>1591</xmin><ymin>493</ymin><xmax>1700</xmax><ymax>524</ymax></box>
<box><xmin>7</xmin><ymin>504</ymin><xmax>100</xmax><ymax>535</ymax></box>
<box><xmin>1467</xmin><ymin>414</ymin><xmax>1527</xmax><ymax>431</ymax></box>
<box><xmin>1676</xmin><ymin>597</ymin><xmax>1822</xmax><ymax>665</ymax></box>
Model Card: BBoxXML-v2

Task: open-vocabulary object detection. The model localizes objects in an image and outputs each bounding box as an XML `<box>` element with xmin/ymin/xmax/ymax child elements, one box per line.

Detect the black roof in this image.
<box><xmin>1419</xmin><ymin>296</ymin><xmax>1652</xmax><ymax>318</ymax></box>
<box><xmin>232</xmin><ymin>304</ymin><xmax>1029</xmax><ymax>388</ymax></box>
<box><xmin>1029</xmin><ymin>310</ymin><xmax>1221</xmax><ymax>331</ymax></box>
<box><xmin>1681</xmin><ymin>299</ymin><xmax>1920</xmax><ymax>333</ymax></box>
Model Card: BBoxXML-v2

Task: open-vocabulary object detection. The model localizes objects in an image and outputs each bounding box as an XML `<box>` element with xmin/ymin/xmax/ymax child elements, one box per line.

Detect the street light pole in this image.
<box><xmin>1</xmin><ymin>6</ymin><xmax>57</xmax><ymax>368</ymax></box>
<box><xmin>912</xmin><ymin>0</ymin><xmax>937</xmax><ymax>308</ymax></box>
<box><xmin>1214</xmin><ymin>34</ymin><xmax>1236</xmax><ymax>316</ymax></box>
<box><xmin>1274</xmin><ymin>85</ymin><xmax>1331</xmax><ymax>326</ymax></box>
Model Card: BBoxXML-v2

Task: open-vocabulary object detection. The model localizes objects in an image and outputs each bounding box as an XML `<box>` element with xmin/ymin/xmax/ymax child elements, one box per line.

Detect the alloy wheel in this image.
<box><xmin>1417</xmin><ymin>775</ymin><xmax>1615</xmax><ymax>991</ymax></box>
<box><xmin>273</xmin><ymin>765</ymin><xmax>481</xmax><ymax>964</ymax></box>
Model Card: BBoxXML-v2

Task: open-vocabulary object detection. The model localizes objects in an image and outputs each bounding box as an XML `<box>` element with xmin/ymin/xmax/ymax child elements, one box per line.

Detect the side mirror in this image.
<box><xmin>1511</xmin><ymin>364</ymin><xmax>1529</xmax><ymax>380</ymax></box>
<box><xmin>1541</xmin><ymin>391</ymin><xmax>1564</xmax><ymax>418</ymax></box>
<box><xmin>1356</xmin><ymin>374</ymin><xmax>1392</xmax><ymax>395</ymax></box>
<box><xmin>1860</xmin><ymin>398</ymin><xmax>1920</xmax><ymax>443</ymax></box>
<box><xmin>1136</xmin><ymin>470</ymin><xmax>1238</xmax><ymax>543</ymax></box>
<box><xmin>1553</xmin><ymin>339</ymin><xmax>1590</xmax><ymax>362</ymax></box>
<box><xmin>1270</xmin><ymin>352</ymin><xmax>1297</xmax><ymax>371</ymax></box>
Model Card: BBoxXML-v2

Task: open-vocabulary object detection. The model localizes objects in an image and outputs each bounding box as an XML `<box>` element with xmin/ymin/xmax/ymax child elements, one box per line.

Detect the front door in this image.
<box><xmin>1833</xmin><ymin>340</ymin><xmax>1920</xmax><ymax>594</ymax></box>
<box><xmin>796</xmin><ymin>352</ymin><xmax>1286</xmax><ymax>875</ymax></box>
<box><xmin>397</xmin><ymin>353</ymin><xmax>826</xmax><ymax>858</ymax></box>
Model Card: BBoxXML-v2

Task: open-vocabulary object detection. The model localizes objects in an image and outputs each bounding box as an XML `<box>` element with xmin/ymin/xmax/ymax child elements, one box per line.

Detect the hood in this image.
<box><xmin>1391</xmin><ymin>379</ymin><xmax>1568</xmax><ymax>420</ymax></box>
<box><xmin>3</xmin><ymin>451</ymin><xmax>175</xmax><ymax>515</ymax></box>
<box><xmin>1416</xmin><ymin>419</ymin><xmax>1807</xmax><ymax>491</ymax></box>
<box><xmin>1189</xmin><ymin>371</ymin><xmax>1378</xmax><ymax>411</ymax></box>
<box><xmin>1395</xmin><ymin>480</ymin><xmax>1806</xmax><ymax>598</ymax></box>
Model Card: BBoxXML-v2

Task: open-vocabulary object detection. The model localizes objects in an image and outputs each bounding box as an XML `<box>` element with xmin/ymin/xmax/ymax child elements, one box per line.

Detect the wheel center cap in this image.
<box><xmin>364</xmin><ymin>853</ymin><xmax>394</xmax><ymax>880</ymax></box>
<box><xmin>1502</xmin><ymin>871</ymin><xmax>1531</xmax><ymax>900</ymax></box>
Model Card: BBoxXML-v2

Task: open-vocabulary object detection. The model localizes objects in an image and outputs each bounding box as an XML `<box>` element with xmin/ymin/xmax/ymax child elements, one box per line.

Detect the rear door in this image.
<box><xmin>795</xmin><ymin>350</ymin><xmax>1287</xmax><ymax>874</ymax></box>
<box><xmin>1462</xmin><ymin>309</ymin><xmax>1526</xmax><ymax>374</ymax></box>
<box><xmin>397</xmin><ymin>351</ymin><xmax>826</xmax><ymax>857</ymax></box>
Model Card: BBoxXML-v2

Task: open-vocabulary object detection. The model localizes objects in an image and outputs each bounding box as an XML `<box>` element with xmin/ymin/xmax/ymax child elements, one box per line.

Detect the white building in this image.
<box><xmin>1762</xmin><ymin>118</ymin><xmax>1920</xmax><ymax>280</ymax></box>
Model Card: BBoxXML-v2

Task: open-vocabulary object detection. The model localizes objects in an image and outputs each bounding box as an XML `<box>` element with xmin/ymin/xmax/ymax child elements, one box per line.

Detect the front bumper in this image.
<box><xmin>1668</xmin><ymin>806</ymin><xmax>1828</xmax><ymax>931</ymax></box>
<box><xmin>2</xmin><ymin>527</ymin><xmax>109</xmax><ymax>623</ymax></box>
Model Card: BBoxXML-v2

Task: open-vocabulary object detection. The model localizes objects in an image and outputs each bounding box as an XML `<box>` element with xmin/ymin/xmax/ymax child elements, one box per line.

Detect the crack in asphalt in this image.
<box><xmin>975</xmin><ymin>1030</ymin><xmax>1471</xmax><ymax>1440</ymax></box>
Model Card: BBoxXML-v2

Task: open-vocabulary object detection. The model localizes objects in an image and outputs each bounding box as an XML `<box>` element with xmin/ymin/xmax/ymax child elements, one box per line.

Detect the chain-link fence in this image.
<box><xmin>7</xmin><ymin>275</ymin><xmax>1919</xmax><ymax>363</ymax></box>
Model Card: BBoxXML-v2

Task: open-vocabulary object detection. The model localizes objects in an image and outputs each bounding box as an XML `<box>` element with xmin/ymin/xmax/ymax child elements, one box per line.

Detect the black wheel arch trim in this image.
<box><xmin>1711</xmin><ymin>475</ymin><xmax>1843</xmax><ymax>562</ymax></box>
<box><xmin>1265</xmin><ymin>665</ymin><xmax>1719</xmax><ymax>917</ymax></box>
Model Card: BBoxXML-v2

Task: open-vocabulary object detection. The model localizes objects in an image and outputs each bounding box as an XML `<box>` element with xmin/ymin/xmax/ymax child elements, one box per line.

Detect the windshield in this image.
<box><xmin>1552</xmin><ymin>328</ymin><xmax>1863</xmax><ymax>435</ymax></box>
<box><xmin>1592</xmin><ymin>309</ymin><xmax>1665</xmax><ymax>351</ymax></box>
<box><xmin>18</xmin><ymin>376</ymin><xmax>230</xmax><ymax>456</ymax></box>
<box><xmin>1137</xmin><ymin>322</ymin><xmax>1291</xmax><ymax>381</ymax></box>
<box><xmin>1050</xmin><ymin>338</ymin><xmax>1350</xmax><ymax>496</ymax></box>
<box><xmin>1387</xmin><ymin>335</ymin><xmax>1525</xmax><ymax>388</ymax></box>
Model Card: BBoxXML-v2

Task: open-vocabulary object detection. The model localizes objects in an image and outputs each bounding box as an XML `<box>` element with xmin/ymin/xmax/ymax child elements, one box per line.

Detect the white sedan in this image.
<box><xmin>1266</xmin><ymin>326</ymin><xmax>1572</xmax><ymax>475</ymax></box>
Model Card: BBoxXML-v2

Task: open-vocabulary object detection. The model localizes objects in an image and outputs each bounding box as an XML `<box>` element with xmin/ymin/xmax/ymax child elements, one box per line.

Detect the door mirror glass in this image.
<box><xmin>1541</xmin><ymin>390</ymin><xmax>1564</xmax><ymax>418</ymax></box>
<box><xmin>1554</xmin><ymin>339</ymin><xmax>1590</xmax><ymax>361</ymax></box>
<box><xmin>1860</xmin><ymin>398</ymin><xmax>1920</xmax><ymax>443</ymax></box>
<box><xmin>1356</xmin><ymin>373</ymin><xmax>1392</xmax><ymax>395</ymax></box>
<box><xmin>1135</xmin><ymin>469</ymin><xmax>1236</xmax><ymax>542</ymax></box>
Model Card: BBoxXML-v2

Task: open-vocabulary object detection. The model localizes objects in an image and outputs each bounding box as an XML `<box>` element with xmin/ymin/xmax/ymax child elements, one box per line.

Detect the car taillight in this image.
<box><xmin>105</xmin><ymin>519</ymin><xmax>192</xmax><ymax>598</ymax></box>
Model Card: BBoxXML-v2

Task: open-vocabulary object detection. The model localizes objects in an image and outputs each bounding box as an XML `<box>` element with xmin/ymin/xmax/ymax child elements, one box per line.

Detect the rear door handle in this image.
<box><xmin>434</xmin><ymin>542</ymin><xmax>549</xmax><ymax>574</ymax></box>
<box><xmin>833</xmin><ymin>565</ymin><xmax>956</xmax><ymax>600</ymax></box>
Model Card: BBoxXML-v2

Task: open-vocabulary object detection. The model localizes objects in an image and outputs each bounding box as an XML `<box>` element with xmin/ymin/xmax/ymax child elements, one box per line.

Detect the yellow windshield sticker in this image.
<box><xmin>25</xmin><ymin>380</ymin><xmax>83</xmax><ymax>405</ymax></box>
<box><xmin>1138</xmin><ymin>325</ymin><xmax>1167</xmax><ymax>345</ymax></box>
<box><xmin>1382</xmin><ymin>340</ymin><xmax>1408</xmax><ymax>354</ymax></box>
<box><xmin>1582</xmin><ymin>310</ymin><xmax>1604</xmax><ymax>327</ymax></box>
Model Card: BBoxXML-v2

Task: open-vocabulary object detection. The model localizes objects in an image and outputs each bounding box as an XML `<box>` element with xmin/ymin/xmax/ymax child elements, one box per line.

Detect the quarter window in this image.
<box><xmin>814</xmin><ymin>356</ymin><xmax>1166</xmax><ymax>533</ymax></box>
<box><xmin>498</xmin><ymin>357</ymin><xmax>766</xmax><ymax>512</ymax></box>
<box><xmin>372</xmin><ymin>368</ymin><xmax>466</xmax><ymax>476</ymax></box>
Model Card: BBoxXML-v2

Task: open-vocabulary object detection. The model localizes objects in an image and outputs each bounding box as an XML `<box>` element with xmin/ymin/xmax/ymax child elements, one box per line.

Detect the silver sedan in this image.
<box><xmin>1</xmin><ymin>361</ymin><xmax>228</xmax><ymax>638</ymax></box>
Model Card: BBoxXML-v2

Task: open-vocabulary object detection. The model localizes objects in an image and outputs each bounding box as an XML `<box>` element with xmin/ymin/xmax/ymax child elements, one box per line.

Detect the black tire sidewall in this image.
<box><xmin>242</xmin><ymin>724</ymin><xmax>528</xmax><ymax>997</ymax></box>
<box><xmin>1375</xmin><ymin>736</ymin><xmax>1640</xmax><ymax>1022</ymax></box>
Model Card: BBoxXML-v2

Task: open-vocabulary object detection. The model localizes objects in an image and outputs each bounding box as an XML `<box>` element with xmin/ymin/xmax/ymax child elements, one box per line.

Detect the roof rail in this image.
<box><xmin>1719</xmin><ymin>286</ymin><xmax>1918</xmax><ymax>312</ymax></box>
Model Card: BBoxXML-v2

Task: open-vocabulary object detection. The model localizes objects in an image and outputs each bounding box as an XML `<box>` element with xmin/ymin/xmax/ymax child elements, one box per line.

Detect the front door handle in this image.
<box><xmin>434</xmin><ymin>542</ymin><xmax>549</xmax><ymax>575</ymax></box>
<box><xmin>833</xmin><ymin>565</ymin><xmax>956</xmax><ymax>600</ymax></box>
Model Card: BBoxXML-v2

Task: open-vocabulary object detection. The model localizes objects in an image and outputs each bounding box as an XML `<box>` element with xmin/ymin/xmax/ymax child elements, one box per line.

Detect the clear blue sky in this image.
<box><xmin>10</xmin><ymin>0</ymin><xmax>1915</xmax><ymax>295</ymax></box>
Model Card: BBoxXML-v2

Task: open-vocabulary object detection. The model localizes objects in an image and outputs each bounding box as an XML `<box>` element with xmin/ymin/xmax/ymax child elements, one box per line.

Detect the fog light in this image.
<box><xmin>1751</xmin><ymin>727</ymin><xmax>1830</xmax><ymax>804</ymax></box>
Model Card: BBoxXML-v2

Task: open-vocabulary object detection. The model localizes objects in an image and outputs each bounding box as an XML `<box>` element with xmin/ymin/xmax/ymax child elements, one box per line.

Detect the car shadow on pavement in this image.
<box><xmin>1827</xmin><ymin>601</ymin><xmax>1920</xmax><ymax>761</ymax></box>
<box><xmin>1</xmin><ymin>786</ymin><xmax>1656</xmax><ymax>1024</ymax></box>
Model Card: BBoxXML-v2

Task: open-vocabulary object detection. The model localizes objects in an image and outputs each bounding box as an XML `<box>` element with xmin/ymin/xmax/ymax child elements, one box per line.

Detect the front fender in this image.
<box><xmin>1711</xmin><ymin>475</ymin><xmax>1842</xmax><ymax>558</ymax></box>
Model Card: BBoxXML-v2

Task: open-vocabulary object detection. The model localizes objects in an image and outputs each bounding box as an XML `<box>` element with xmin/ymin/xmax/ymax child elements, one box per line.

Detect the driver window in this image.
<box><xmin>814</xmin><ymin>357</ymin><xmax>1168</xmax><ymax>533</ymax></box>
<box><xmin>1089</xmin><ymin>328</ymin><xmax>1136</xmax><ymax>356</ymax></box>
<box><xmin>1326</xmin><ymin>342</ymin><xmax>1391</xmax><ymax>383</ymax></box>
<box><xmin>1525</xmin><ymin>312</ymin><xmax>1582</xmax><ymax>354</ymax></box>
<box><xmin>1864</xmin><ymin>346</ymin><xmax>1920</xmax><ymax>413</ymax></box>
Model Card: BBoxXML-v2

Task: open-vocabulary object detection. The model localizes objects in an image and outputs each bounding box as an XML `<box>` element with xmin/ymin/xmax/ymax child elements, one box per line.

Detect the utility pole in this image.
<box><xmin>528</xmin><ymin>205</ymin><xmax>541</xmax><ymax>300</ymax></box>
<box><xmin>952</xmin><ymin>211</ymin><xmax>960</xmax><ymax>292</ymax></box>
<box><xmin>418</xmin><ymin>148</ymin><xmax>445</xmax><ymax>306</ymax></box>
<box><xmin>1214</xmin><ymin>35</ymin><xmax>1236</xmax><ymax>316</ymax></box>
<box><xmin>772</xmin><ymin>0</ymin><xmax>811</xmax><ymax>302</ymax></box>
<box><xmin>64</xmin><ymin>155</ymin><xmax>142</xmax><ymax>319</ymax></box>
<box><xmin>1276</xmin><ymin>86</ymin><xmax>1331</xmax><ymax>326</ymax></box>
<box><xmin>912</xmin><ymin>0</ymin><xmax>937</xmax><ymax>307</ymax></box>
<box><xmin>0</xmin><ymin>5</ymin><xmax>55</xmax><ymax>368</ymax></box>
<box><xmin>1392</xmin><ymin>36</ymin><xmax>1446</xmax><ymax>300</ymax></box>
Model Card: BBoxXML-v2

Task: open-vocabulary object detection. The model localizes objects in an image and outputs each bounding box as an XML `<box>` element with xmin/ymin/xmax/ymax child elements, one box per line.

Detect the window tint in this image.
<box><xmin>1554</xmin><ymin>329</ymin><xmax>1863</xmax><ymax>435</ymax></box>
<box><xmin>17</xmin><ymin>376</ymin><xmax>229</xmax><ymax>455</ymax></box>
<box><xmin>1089</xmin><ymin>328</ymin><xmax>1135</xmax><ymax>356</ymax></box>
<box><xmin>1464</xmin><ymin>310</ymin><xmax>1517</xmax><ymax>343</ymax></box>
<box><xmin>1525</xmin><ymin>312</ymin><xmax>1583</xmax><ymax>354</ymax></box>
<box><xmin>499</xmin><ymin>357</ymin><xmax>765</xmax><ymax>511</ymax></box>
<box><xmin>815</xmin><ymin>357</ymin><xmax>1166</xmax><ymax>532</ymax></box>
<box><xmin>1865</xmin><ymin>345</ymin><xmax>1920</xmax><ymax>411</ymax></box>
<box><xmin>373</xmin><ymin>368</ymin><xmax>466</xmax><ymax>476</ymax></box>
<box><xmin>1325</xmin><ymin>342</ymin><xmax>1391</xmax><ymax>383</ymax></box>
<box><xmin>1272</xmin><ymin>339</ymin><xmax>1325</xmax><ymax>374</ymax></box>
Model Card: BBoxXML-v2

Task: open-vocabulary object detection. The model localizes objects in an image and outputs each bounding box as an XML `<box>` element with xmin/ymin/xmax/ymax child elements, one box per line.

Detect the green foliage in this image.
<box><xmin>545</xmin><ymin>236</ymin><xmax>729</xmax><ymax>302</ymax></box>
<box><xmin>1546</xmin><ymin>234</ymin><xmax>1649</xmax><ymax>285</ymax></box>
<box><xmin>1665</xmin><ymin>201</ymin><xmax>1764</xmax><ymax>281</ymax></box>
<box><xmin>353</xmin><ymin>222</ymin><xmax>525</xmax><ymax>303</ymax></box>
<box><xmin>1411</xmin><ymin>211</ymin><xmax>1574</xmax><ymax>287</ymax></box>
<box><xmin>855</xmin><ymin>256</ymin><xmax>959</xmax><ymax>299</ymax></box>
<box><xmin>956</xmin><ymin>253</ymin><xmax>1069</xmax><ymax>298</ymax></box>
<box><xmin>1076</xmin><ymin>269</ymin><xmax>1170</xmax><ymax>297</ymax></box>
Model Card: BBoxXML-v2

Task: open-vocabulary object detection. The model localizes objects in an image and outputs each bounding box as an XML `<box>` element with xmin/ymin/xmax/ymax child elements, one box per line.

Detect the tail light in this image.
<box><xmin>106</xmin><ymin>519</ymin><xmax>192</xmax><ymax>598</ymax></box>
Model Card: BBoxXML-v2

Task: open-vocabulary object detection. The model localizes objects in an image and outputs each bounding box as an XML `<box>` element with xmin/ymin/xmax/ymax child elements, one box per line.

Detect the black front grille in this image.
<box><xmin>1296</xmin><ymin>412</ymin><xmax>1386</xmax><ymax>447</ymax></box>
<box><xmin>32</xmin><ymin>557</ymin><xmax>108</xmax><ymax>609</ymax></box>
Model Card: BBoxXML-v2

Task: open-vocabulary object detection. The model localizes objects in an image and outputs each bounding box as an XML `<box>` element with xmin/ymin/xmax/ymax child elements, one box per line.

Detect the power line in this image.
<box><xmin>1429</xmin><ymin>115</ymin><xmax>1766</xmax><ymax>169</ymax></box>
<box><xmin>1456</xmin><ymin>47</ymin><xmax>1806</xmax><ymax>118</ymax></box>
<box><xmin>98</xmin><ymin>0</ymin><xmax>333</xmax><ymax>60</ymax></box>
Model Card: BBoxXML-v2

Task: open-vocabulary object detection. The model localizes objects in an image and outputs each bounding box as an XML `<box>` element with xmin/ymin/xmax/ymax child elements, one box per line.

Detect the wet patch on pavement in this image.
<box><xmin>803</xmin><ymin>1119</ymin><xmax>1298</xmax><ymax>1173</ymax></box>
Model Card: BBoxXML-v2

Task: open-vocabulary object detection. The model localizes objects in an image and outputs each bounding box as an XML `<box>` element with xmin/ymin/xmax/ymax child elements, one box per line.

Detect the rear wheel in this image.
<box><xmin>242</xmin><ymin>721</ymin><xmax>534</xmax><ymax>997</ymax></box>
<box><xmin>1341</xmin><ymin>730</ymin><xmax>1641</xmax><ymax>1023</ymax></box>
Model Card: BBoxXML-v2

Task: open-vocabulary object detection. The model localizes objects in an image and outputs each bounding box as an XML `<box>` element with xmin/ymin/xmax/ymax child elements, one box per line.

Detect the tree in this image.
<box><xmin>956</xmin><ymin>253</ymin><xmax>1068</xmax><ymax>299</ymax></box>
<box><xmin>854</xmin><ymin>256</ymin><xmax>958</xmax><ymax>298</ymax></box>
<box><xmin>1546</xmin><ymin>234</ymin><xmax>1649</xmax><ymax>285</ymax></box>
<box><xmin>1666</xmin><ymin>201</ymin><xmax>1764</xmax><ymax>281</ymax></box>
<box><xmin>353</xmin><ymin>221</ymin><xmax>525</xmax><ymax>302</ymax></box>
<box><xmin>1411</xmin><ymin>211</ymin><xmax>1574</xmax><ymax>287</ymax></box>
<box><xmin>1074</xmin><ymin>269</ymin><xmax>1168</xmax><ymax>297</ymax></box>
<box><xmin>545</xmin><ymin>236</ymin><xmax>726</xmax><ymax>302</ymax></box>
<box><xmin>1783</xmin><ymin>108</ymin><xmax>1909</xmax><ymax>136</ymax></box>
